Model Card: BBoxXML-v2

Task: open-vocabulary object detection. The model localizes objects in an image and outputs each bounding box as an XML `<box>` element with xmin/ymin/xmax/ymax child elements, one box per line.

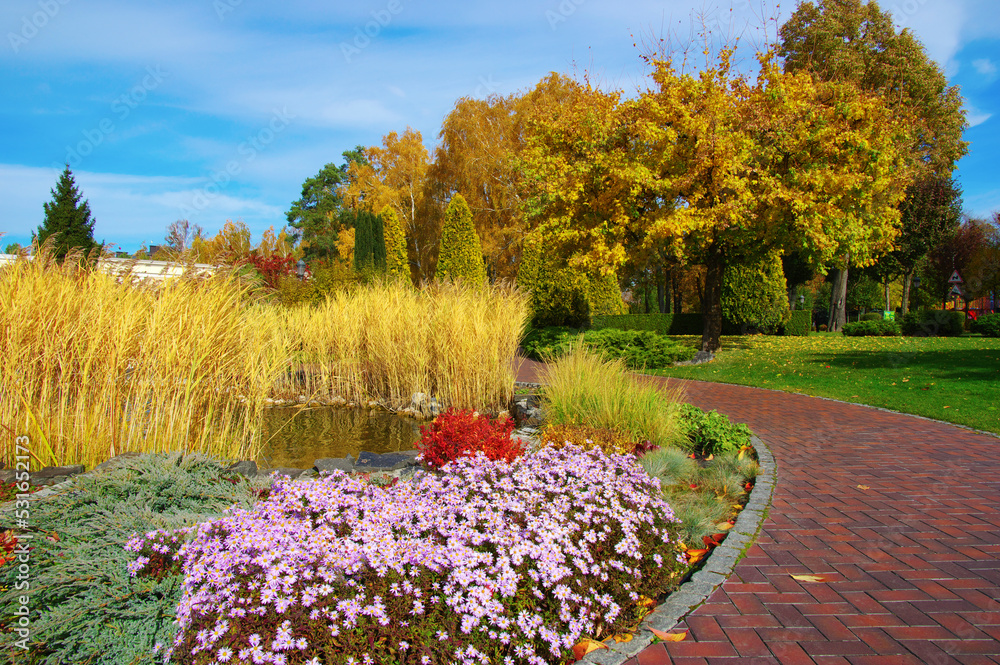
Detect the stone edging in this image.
<box><xmin>580</xmin><ymin>433</ymin><xmax>777</xmax><ymax>664</ymax></box>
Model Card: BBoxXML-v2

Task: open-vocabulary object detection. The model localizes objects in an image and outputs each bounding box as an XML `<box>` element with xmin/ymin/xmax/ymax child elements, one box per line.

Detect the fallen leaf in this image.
<box><xmin>650</xmin><ymin>629</ymin><xmax>688</xmax><ymax>642</ymax></box>
<box><xmin>689</xmin><ymin>484</ymin><xmax>699</xmax><ymax>490</ymax></box>
<box><xmin>732</xmin><ymin>504</ymin><xmax>743</xmax><ymax>510</ymax></box>
<box><xmin>943</xmin><ymin>405</ymin><xmax>950</xmax><ymax>409</ymax></box>
<box><xmin>715</xmin><ymin>522</ymin><xmax>733</xmax><ymax>531</ymax></box>
<box><xmin>857</xmin><ymin>484</ymin><xmax>870</xmax><ymax>490</ymax></box>
<box><xmin>791</xmin><ymin>574</ymin><xmax>827</xmax><ymax>583</ymax></box>
<box><xmin>686</xmin><ymin>548</ymin><xmax>708</xmax><ymax>564</ymax></box>
<box><xmin>705</xmin><ymin>453</ymin><xmax>714</xmax><ymax>460</ymax></box>
<box><xmin>636</xmin><ymin>596</ymin><xmax>656</xmax><ymax>609</ymax></box>
<box><xmin>612</xmin><ymin>633</ymin><xmax>633</xmax><ymax>643</ymax></box>
<box><xmin>571</xmin><ymin>638</ymin><xmax>608</xmax><ymax>660</ymax></box>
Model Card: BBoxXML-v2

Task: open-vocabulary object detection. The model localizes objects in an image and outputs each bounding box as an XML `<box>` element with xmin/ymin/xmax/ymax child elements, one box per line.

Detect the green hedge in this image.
<box><xmin>780</xmin><ymin>310</ymin><xmax>812</xmax><ymax>336</ymax></box>
<box><xmin>594</xmin><ymin>311</ymin><xmax>812</xmax><ymax>337</ymax></box>
<box><xmin>973</xmin><ymin>313</ymin><xmax>1000</xmax><ymax>338</ymax></box>
<box><xmin>842</xmin><ymin>319</ymin><xmax>902</xmax><ymax>336</ymax></box>
<box><xmin>901</xmin><ymin>309</ymin><xmax>965</xmax><ymax>337</ymax></box>
<box><xmin>591</xmin><ymin>313</ymin><xmax>704</xmax><ymax>336</ymax></box>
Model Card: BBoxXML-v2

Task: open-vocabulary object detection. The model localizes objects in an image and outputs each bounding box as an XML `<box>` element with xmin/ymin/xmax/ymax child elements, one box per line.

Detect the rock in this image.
<box><xmin>513</xmin><ymin>398</ymin><xmax>543</xmax><ymax>427</ymax></box>
<box><xmin>409</xmin><ymin>392</ymin><xmax>441</xmax><ymax>419</ymax></box>
<box><xmin>226</xmin><ymin>460</ymin><xmax>259</xmax><ymax>477</ymax></box>
<box><xmin>267</xmin><ymin>467</ymin><xmax>308</xmax><ymax>479</ymax></box>
<box><xmin>33</xmin><ymin>465</ymin><xmax>85</xmax><ymax>479</ymax></box>
<box><xmin>675</xmin><ymin>350</ymin><xmax>715</xmax><ymax>367</ymax></box>
<box><xmin>314</xmin><ymin>455</ymin><xmax>355</xmax><ymax>474</ymax></box>
<box><xmin>355</xmin><ymin>451</ymin><xmax>419</xmax><ymax>472</ymax></box>
<box><xmin>0</xmin><ymin>469</ymin><xmax>17</xmax><ymax>483</ymax></box>
<box><xmin>91</xmin><ymin>452</ymin><xmax>143</xmax><ymax>474</ymax></box>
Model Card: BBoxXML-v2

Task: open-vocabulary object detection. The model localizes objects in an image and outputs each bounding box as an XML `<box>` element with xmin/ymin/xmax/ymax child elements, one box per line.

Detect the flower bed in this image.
<box><xmin>127</xmin><ymin>446</ymin><xmax>686</xmax><ymax>665</ymax></box>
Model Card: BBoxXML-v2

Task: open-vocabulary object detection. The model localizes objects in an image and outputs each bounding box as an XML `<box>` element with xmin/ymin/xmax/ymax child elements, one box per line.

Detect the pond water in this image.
<box><xmin>256</xmin><ymin>407</ymin><xmax>422</xmax><ymax>470</ymax></box>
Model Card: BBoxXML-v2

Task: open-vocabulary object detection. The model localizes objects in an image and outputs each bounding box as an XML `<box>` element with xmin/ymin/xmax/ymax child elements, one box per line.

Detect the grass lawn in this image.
<box><xmin>649</xmin><ymin>334</ymin><xmax>1000</xmax><ymax>435</ymax></box>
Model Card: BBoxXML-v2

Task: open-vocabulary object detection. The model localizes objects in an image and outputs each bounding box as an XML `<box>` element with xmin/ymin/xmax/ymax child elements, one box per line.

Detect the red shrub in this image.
<box><xmin>245</xmin><ymin>254</ymin><xmax>301</xmax><ymax>290</ymax></box>
<box><xmin>416</xmin><ymin>408</ymin><xmax>521</xmax><ymax>469</ymax></box>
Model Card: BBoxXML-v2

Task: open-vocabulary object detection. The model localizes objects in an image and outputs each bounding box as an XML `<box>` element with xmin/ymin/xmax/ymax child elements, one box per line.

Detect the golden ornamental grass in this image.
<box><xmin>1</xmin><ymin>257</ymin><xmax>529</xmax><ymax>469</ymax></box>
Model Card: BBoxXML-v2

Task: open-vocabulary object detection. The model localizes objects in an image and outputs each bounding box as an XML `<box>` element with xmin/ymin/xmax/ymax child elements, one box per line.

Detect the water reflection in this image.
<box><xmin>257</xmin><ymin>407</ymin><xmax>421</xmax><ymax>470</ymax></box>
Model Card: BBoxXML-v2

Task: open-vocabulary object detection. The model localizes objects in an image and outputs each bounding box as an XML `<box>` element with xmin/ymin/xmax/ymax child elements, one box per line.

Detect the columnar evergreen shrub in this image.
<box><xmin>435</xmin><ymin>193</ymin><xmax>486</xmax><ymax>285</ymax></box>
<box><xmin>381</xmin><ymin>205</ymin><xmax>409</xmax><ymax>282</ymax></box>
<box><xmin>720</xmin><ymin>251</ymin><xmax>790</xmax><ymax>334</ymax></box>
<box><xmin>517</xmin><ymin>236</ymin><xmax>626</xmax><ymax>327</ymax></box>
<box><xmin>352</xmin><ymin>209</ymin><xmax>386</xmax><ymax>274</ymax></box>
<box><xmin>781</xmin><ymin>310</ymin><xmax>812</xmax><ymax>336</ymax></box>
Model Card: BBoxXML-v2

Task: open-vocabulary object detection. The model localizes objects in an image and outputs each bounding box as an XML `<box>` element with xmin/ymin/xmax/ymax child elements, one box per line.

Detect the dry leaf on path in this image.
<box><xmin>571</xmin><ymin>638</ymin><xmax>608</xmax><ymax>660</ymax></box>
<box><xmin>857</xmin><ymin>485</ymin><xmax>870</xmax><ymax>490</ymax></box>
<box><xmin>791</xmin><ymin>574</ymin><xmax>827</xmax><ymax>583</ymax></box>
<box><xmin>650</xmin><ymin>628</ymin><xmax>688</xmax><ymax>642</ymax></box>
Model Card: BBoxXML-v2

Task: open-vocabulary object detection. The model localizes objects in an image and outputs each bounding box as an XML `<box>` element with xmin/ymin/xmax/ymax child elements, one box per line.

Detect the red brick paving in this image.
<box><xmin>515</xmin><ymin>359</ymin><xmax>1000</xmax><ymax>664</ymax></box>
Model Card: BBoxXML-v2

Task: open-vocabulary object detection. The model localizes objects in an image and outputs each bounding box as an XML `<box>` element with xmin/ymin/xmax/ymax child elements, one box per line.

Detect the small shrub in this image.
<box><xmin>973</xmin><ymin>313</ymin><xmax>1000</xmax><ymax>337</ymax></box>
<box><xmin>538</xmin><ymin>422</ymin><xmax>640</xmax><ymax>456</ymax></box>
<box><xmin>841</xmin><ymin>319</ymin><xmax>902</xmax><ymax>336</ymax></box>
<box><xmin>520</xmin><ymin>325</ymin><xmax>578</xmax><ymax>360</ymax></box>
<box><xmin>901</xmin><ymin>309</ymin><xmax>965</xmax><ymax>337</ymax></box>
<box><xmin>583</xmin><ymin>328</ymin><xmax>696</xmax><ymax>368</ymax></box>
<box><xmin>818</xmin><ymin>323</ymin><xmax>828</xmax><ymax>332</ymax></box>
<box><xmin>678</xmin><ymin>403</ymin><xmax>752</xmax><ymax>456</ymax></box>
<box><xmin>781</xmin><ymin>310</ymin><xmax>812</xmax><ymax>336</ymax></box>
<box><xmin>860</xmin><ymin>312</ymin><xmax>884</xmax><ymax>322</ymax></box>
<box><xmin>416</xmin><ymin>407</ymin><xmax>520</xmax><ymax>469</ymax></box>
<box><xmin>132</xmin><ymin>447</ymin><xmax>687</xmax><ymax>665</ymax></box>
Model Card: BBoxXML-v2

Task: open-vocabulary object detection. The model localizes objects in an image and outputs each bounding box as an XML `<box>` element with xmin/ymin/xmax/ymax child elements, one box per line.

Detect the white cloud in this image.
<box><xmin>973</xmin><ymin>58</ymin><xmax>998</xmax><ymax>77</ymax></box>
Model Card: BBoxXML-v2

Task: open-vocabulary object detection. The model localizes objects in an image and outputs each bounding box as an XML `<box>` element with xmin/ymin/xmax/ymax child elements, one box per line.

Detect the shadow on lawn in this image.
<box><xmin>814</xmin><ymin>349</ymin><xmax>1000</xmax><ymax>387</ymax></box>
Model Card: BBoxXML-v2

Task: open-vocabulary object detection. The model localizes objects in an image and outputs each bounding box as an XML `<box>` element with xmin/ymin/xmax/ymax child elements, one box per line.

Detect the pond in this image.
<box><xmin>256</xmin><ymin>406</ymin><xmax>423</xmax><ymax>470</ymax></box>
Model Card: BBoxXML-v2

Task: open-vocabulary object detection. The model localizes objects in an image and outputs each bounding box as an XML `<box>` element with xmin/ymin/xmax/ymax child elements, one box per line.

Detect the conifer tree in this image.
<box><xmin>35</xmin><ymin>166</ymin><xmax>100</xmax><ymax>261</ymax></box>
<box><xmin>353</xmin><ymin>209</ymin><xmax>386</xmax><ymax>273</ymax></box>
<box><xmin>435</xmin><ymin>194</ymin><xmax>486</xmax><ymax>285</ymax></box>
<box><xmin>381</xmin><ymin>206</ymin><xmax>409</xmax><ymax>282</ymax></box>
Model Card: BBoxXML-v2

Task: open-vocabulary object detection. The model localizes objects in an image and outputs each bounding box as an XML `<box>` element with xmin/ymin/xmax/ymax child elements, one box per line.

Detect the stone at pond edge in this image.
<box><xmin>267</xmin><ymin>467</ymin><xmax>309</xmax><ymax>479</ymax></box>
<box><xmin>226</xmin><ymin>460</ymin><xmax>259</xmax><ymax>477</ymax></box>
<box><xmin>314</xmin><ymin>455</ymin><xmax>355</xmax><ymax>474</ymax></box>
<box><xmin>409</xmin><ymin>392</ymin><xmax>441</xmax><ymax>419</ymax></box>
<box><xmin>355</xmin><ymin>450</ymin><xmax>419</xmax><ymax>472</ymax></box>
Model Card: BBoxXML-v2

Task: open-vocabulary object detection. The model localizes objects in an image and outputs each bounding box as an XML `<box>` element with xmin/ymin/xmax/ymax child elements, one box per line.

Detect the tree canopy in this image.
<box><xmin>35</xmin><ymin>166</ymin><xmax>101</xmax><ymax>261</ymax></box>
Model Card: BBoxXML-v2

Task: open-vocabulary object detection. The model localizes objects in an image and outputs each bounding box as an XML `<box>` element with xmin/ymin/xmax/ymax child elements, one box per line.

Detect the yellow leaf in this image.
<box><xmin>715</xmin><ymin>522</ymin><xmax>733</xmax><ymax>531</ymax></box>
<box><xmin>791</xmin><ymin>574</ymin><xmax>827</xmax><ymax>583</ymax></box>
<box><xmin>636</xmin><ymin>596</ymin><xmax>656</xmax><ymax>609</ymax></box>
<box><xmin>857</xmin><ymin>484</ymin><xmax>870</xmax><ymax>490</ymax></box>
<box><xmin>650</xmin><ymin>628</ymin><xmax>688</xmax><ymax>642</ymax></box>
<box><xmin>686</xmin><ymin>549</ymin><xmax>708</xmax><ymax>564</ymax></box>
<box><xmin>571</xmin><ymin>638</ymin><xmax>608</xmax><ymax>660</ymax></box>
<box><xmin>613</xmin><ymin>633</ymin><xmax>633</xmax><ymax>643</ymax></box>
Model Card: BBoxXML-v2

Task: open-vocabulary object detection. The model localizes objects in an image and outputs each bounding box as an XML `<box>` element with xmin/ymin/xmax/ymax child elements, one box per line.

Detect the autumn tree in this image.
<box><xmin>382</xmin><ymin>206</ymin><xmax>409</xmax><ymax>282</ymax></box>
<box><xmin>435</xmin><ymin>194</ymin><xmax>486</xmax><ymax>285</ymax></box>
<box><xmin>35</xmin><ymin>166</ymin><xmax>101</xmax><ymax>262</ymax></box>
<box><xmin>522</xmin><ymin>50</ymin><xmax>913</xmax><ymax>351</ymax></box>
<box><xmin>779</xmin><ymin>0</ymin><xmax>968</xmax><ymax>329</ymax></box>
<box><xmin>164</xmin><ymin>219</ymin><xmax>204</xmax><ymax>256</ymax></box>
<box><xmin>343</xmin><ymin>129</ymin><xmax>435</xmax><ymax>280</ymax></box>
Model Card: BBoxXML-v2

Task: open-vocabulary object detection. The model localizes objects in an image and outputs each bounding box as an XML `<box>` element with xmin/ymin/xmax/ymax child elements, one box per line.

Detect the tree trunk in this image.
<box><xmin>901</xmin><ymin>271</ymin><xmax>913</xmax><ymax>315</ymax></box>
<box><xmin>701</xmin><ymin>255</ymin><xmax>725</xmax><ymax>352</ymax></box>
<box><xmin>828</xmin><ymin>261</ymin><xmax>849</xmax><ymax>332</ymax></box>
<box><xmin>656</xmin><ymin>266</ymin><xmax>666</xmax><ymax>314</ymax></box>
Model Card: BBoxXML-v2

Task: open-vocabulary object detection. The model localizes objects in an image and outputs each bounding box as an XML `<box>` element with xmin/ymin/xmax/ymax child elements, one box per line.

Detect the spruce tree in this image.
<box><xmin>36</xmin><ymin>166</ymin><xmax>100</xmax><ymax>261</ymax></box>
<box><xmin>435</xmin><ymin>193</ymin><xmax>486</xmax><ymax>285</ymax></box>
<box><xmin>381</xmin><ymin>206</ymin><xmax>409</xmax><ymax>282</ymax></box>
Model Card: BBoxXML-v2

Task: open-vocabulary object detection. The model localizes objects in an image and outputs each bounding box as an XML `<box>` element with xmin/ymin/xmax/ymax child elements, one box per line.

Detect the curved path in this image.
<box><xmin>516</xmin><ymin>359</ymin><xmax>1000</xmax><ymax>664</ymax></box>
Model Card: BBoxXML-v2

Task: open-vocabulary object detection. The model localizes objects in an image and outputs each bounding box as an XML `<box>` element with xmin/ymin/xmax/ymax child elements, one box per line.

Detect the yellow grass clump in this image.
<box><xmin>278</xmin><ymin>280</ymin><xmax>530</xmax><ymax>412</ymax></box>
<box><xmin>1</xmin><ymin>255</ymin><xmax>530</xmax><ymax>469</ymax></box>
<box><xmin>0</xmin><ymin>250</ymin><xmax>288</xmax><ymax>470</ymax></box>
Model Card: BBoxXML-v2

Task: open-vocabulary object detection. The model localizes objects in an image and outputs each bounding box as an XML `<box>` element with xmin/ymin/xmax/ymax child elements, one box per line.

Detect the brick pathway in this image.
<box><xmin>515</xmin><ymin>359</ymin><xmax>1000</xmax><ymax>664</ymax></box>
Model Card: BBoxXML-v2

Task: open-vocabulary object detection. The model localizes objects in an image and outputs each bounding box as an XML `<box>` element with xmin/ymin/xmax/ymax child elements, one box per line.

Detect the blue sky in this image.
<box><xmin>1</xmin><ymin>0</ymin><xmax>997</xmax><ymax>252</ymax></box>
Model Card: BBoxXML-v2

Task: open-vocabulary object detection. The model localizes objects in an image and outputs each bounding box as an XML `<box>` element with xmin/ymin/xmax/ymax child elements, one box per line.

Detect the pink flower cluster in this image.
<box><xmin>126</xmin><ymin>446</ymin><xmax>685</xmax><ymax>665</ymax></box>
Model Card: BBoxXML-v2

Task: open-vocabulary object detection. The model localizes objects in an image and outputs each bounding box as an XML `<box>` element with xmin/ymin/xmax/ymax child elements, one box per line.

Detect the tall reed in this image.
<box><xmin>278</xmin><ymin>280</ymin><xmax>530</xmax><ymax>413</ymax></box>
<box><xmin>0</xmin><ymin>252</ymin><xmax>287</xmax><ymax>469</ymax></box>
<box><xmin>539</xmin><ymin>339</ymin><xmax>687</xmax><ymax>450</ymax></box>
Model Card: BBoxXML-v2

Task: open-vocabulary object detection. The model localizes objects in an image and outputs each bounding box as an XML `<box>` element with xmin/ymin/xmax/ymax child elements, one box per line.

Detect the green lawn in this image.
<box><xmin>648</xmin><ymin>334</ymin><xmax>1000</xmax><ymax>435</ymax></box>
